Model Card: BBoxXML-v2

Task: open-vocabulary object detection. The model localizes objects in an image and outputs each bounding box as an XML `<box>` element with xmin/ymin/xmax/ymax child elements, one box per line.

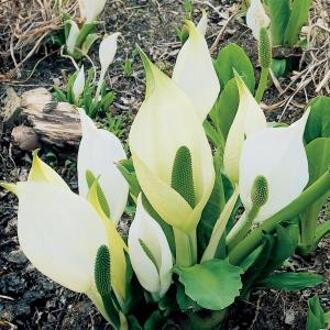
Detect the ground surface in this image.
<box><xmin>0</xmin><ymin>0</ymin><xmax>329</xmax><ymax>329</ymax></box>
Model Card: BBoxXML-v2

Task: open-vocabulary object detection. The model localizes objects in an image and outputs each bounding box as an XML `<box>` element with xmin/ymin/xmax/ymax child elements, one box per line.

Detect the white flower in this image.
<box><xmin>239</xmin><ymin>110</ymin><xmax>310</xmax><ymax>223</ymax></box>
<box><xmin>79</xmin><ymin>0</ymin><xmax>108</xmax><ymax>23</ymax></box>
<box><xmin>128</xmin><ymin>196</ymin><xmax>173</xmax><ymax>297</ymax></box>
<box><xmin>246</xmin><ymin>0</ymin><xmax>270</xmax><ymax>40</ymax></box>
<box><xmin>77</xmin><ymin>109</ymin><xmax>129</xmax><ymax>225</ymax></box>
<box><xmin>72</xmin><ymin>66</ymin><xmax>85</xmax><ymax>102</ymax></box>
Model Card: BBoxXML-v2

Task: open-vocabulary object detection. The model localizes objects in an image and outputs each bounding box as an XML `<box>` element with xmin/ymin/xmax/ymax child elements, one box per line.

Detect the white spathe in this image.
<box><xmin>16</xmin><ymin>181</ymin><xmax>108</xmax><ymax>293</ymax></box>
<box><xmin>129</xmin><ymin>52</ymin><xmax>215</xmax><ymax>233</ymax></box>
<box><xmin>96</xmin><ymin>33</ymin><xmax>120</xmax><ymax>100</ymax></box>
<box><xmin>196</xmin><ymin>10</ymin><xmax>208</xmax><ymax>36</ymax></box>
<box><xmin>66</xmin><ymin>21</ymin><xmax>80</xmax><ymax>54</ymax></box>
<box><xmin>172</xmin><ymin>21</ymin><xmax>220</xmax><ymax>121</ymax></box>
<box><xmin>72</xmin><ymin>66</ymin><xmax>85</xmax><ymax>102</ymax></box>
<box><xmin>224</xmin><ymin>74</ymin><xmax>267</xmax><ymax>183</ymax></box>
<box><xmin>128</xmin><ymin>196</ymin><xmax>173</xmax><ymax>297</ymax></box>
<box><xmin>246</xmin><ymin>0</ymin><xmax>271</xmax><ymax>40</ymax></box>
<box><xmin>78</xmin><ymin>109</ymin><xmax>129</xmax><ymax>224</ymax></box>
<box><xmin>79</xmin><ymin>0</ymin><xmax>107</xmax><ymax>23</ymax></box>
<box><xmin>239</xmin><ymin>110</ymin><xmax>310</xmax><ymax>223</ymax></box>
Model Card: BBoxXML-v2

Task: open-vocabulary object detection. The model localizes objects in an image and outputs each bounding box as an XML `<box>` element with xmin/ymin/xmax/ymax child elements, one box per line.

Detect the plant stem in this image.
<box><xmin>299</xmin><ymin>206</ymin><xmax>317</xmax><ymax>254</ymax></box>
<box><xmin>201</xmin><ymin>185</ymin><xmax>240</xmax><ymax>262</ymax></box>
<box><xmin>229</xmin><ymin>169</ymin><xmax>330</xmax><ymax>266</ymax></box>
<box><xmin>255</xmin><ymin>67</ymin><xmax>269</xmax><ymax>103</ymax></box>
<box><xmin>299</xmin><ymin>221</ymin><xmax>330</xmax><ymax>255</ymax></box>
<box><xmin>174</xmin><ymin>228</ymin><xmax>197</xmax><ymax>267</ymax></box>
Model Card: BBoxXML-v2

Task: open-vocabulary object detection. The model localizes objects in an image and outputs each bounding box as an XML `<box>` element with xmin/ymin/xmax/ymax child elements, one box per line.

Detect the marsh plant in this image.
<box><xmin>64</xmin><ymin>0</ymin><xmax>108</xmax><ymax>59</ymax></box>
<box><xmin>246</xmin><ymin>0</ymin><xmax>312</xmax><ymax>78</ymax></box>
<box><xmin>53</xmin><ymin>33</ymin><xmax>119</xmax><ymax>118</ymax></box>
<box><xmin>2</xmin><ymin>19</ymin><xmax>330</xmax><ymax>330</ymax></box>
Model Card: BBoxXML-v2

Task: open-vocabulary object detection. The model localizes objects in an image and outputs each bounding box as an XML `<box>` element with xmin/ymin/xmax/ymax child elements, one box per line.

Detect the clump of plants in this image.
<box><xmin>1</xmin><ymin>16</ymin><xmax>329</xmax><ymax>330</ymax></box>
<box><xmin>64</xmin><ymin>0</ymin><xmax>109</xmax><ymax>59</ymax></box>
<box><xmin>53</xmin><ymin>33</ymin><xmax>119</xmax><ymax>118</ymax></box>
<box><xmin>245</xmin><ymin>0</ymin><xmax>312</xmax><ymax>77</ymax></box>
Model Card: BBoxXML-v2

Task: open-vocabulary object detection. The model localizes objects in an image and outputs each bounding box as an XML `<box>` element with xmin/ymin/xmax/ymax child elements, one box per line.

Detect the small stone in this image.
<box><xmin>284</xmin><ymin>309</ymin><xmax>295</xmax><ymax>325</ymax></box>
<box><xmin>5</xmin><ymin>249</ymin><xmax>28</xmax><ymax>264</ymax></box>
<box><xmin>11</xmin><ymin>126</ymin><xmax>40</xmax><ymax>151</ymax></box>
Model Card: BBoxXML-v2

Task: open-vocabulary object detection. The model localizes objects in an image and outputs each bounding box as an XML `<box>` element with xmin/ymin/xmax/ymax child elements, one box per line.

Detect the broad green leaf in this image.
<box><xmin>284</xmin><ymin>0</ymin><xmax>312</xmax><ymax>46</ymax></box>
<box><xmin>306</xmin><ymin>295</ymin><xmax>326</xmax><ymax>330</ymax></box>
<box><xmin>299</xmin><ymin>138</ymin><xmax>330</xmax><ymax>253</ymax></box>
<box><xmin>268</xmin><ymin>0</ymin><xmax>291</xmax><ymax>45</ymax></box>
<box><xmin>258</xmin><ymin>272</ymin><xmax>324</xmax><ymax>291</ymax></box>
<box><xmin>214</xmin><ymin>44</ymin><xmax>255</xmax><ymax>92</ymax></box>
<box><xmin>209</xmin><ymin>78</ymin><xmax>239</xmax><ymax>140</ymax></box>
<box><xmin>304</xmin><ymin>97</ymin><xmax>330</xmax><ymax>144</ymax></box>
<box><xmin>176</xmin><ymin>283</ymin><xmax>201</xmax><ymax>312</ymax></box>
<box><xmin>174</xmin><ymin>259</ymin><xmax>242</xmax><ymax>310</ymax></box>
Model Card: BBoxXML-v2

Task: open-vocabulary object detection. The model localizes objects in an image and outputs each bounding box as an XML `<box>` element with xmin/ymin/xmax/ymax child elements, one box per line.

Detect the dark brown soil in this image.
<box><xmin>0</xmin><ymin>0</ymin><xmax>329</xmax><ymax>329</ymax></box>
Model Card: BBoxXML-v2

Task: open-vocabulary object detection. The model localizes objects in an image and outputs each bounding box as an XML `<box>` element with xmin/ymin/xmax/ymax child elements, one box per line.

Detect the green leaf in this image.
<box><xmin>241</xmin><ymin>234</ymin><xmax>274</xmax><ymax>297</ymax></box>
<box><xmin>100</xmin><ymin>91</ymin><xmax>116</xmax><ymax>110</ymax></box>
<box><xmin>268</xmin><ymin>0</ymin><xmax>291</xmax><ymax>45</ymax></box>
<box><xmin>144</xmin><ymin>311</ymin><xmax>164</xmax><ymax>330</ymax></box>
<box><xmin>306</xmin><ymin>295</ymin><xmax>326</xmax><ymax>330</ymax></box>
<box><xmin>67</xmin><ymin>72</ymin><xmax>78</xmax><ymax>104</ymax></box>
<box><xmin>214</xmin><ymin>44</ymin><xmax>255</xmax><ymax>92</ymax></box>
<box><xmin>176</xmin><ymin>283</ymin><xmax>201</xmax><ymax>312</ymax></box>
<box><xmin>117</xmin><ymin>159</ymin><xmax>141</xmax><ymax>199</ymax></box>
<box><xmin>271</xmin><ymin>58</ymin><xmax>288</xmax><ymax>78</ymax></box>
<box><xmin>304</xmin><ymin>96</ymin><xmax>330</xmax><ymax>144</ymax></box>
<box><xmin>174</xmin><ymin>259</ymin><xmax>242</xmax><ymax>310</ymax></box>
<box><xmin>198</xmin><ymin>153</ymin><xmax>226</xmax><ymax>258</ymax></box>
<box><xmin>264</xmin><ymin>222</ymin><xmax>299</xmax><ymax>273</ymax></box>
<box><xmin>75</xmin><ymin>22</ymin><xmax>98</xmax><ymax>49</ymax></box>
<box><xmin>209</xmin><ymin>78</ymin><xmax>239</xmax><ymax>140</ymax></box>
<box><xmin>284</xmin><ymin>0</ymin><xmax>312</xmax><ymax>46</ymax></box>
<box><xmin>52</xmin><ymin>86</ymin><xmax>67</xmax><ymax>102</ymax></box>
<box><xmin>203</xmin><ymin>120</ymin><xmax>225</xmax><ymax>149</ymax></box>
<box><xmin>141</xmin><ymin>194</ymin><xmax>175</xmax><ymax>256</ymax></box>
<box><xmin>81</xmin><ymin>33</ymin><xmax>99</xmax><ymax>56</ymax></box>
<box><xmin>299</xmin><ymin>138</ymin><xmax>330</xmax><ymax>253</ymax></box>
<box><xmin>239</xmin><ymin>245</ymin><xmax>264</xmax><ymax>272</ymax></box>
<box><xmin>258</xmin><ymin>272</ymin><xmax>324</xmax><ymax>291</ymax></box>
<box><xmin>86</xmin><ymin>170</ymin><xmax>111</xmax><ymax>219</ymax></box>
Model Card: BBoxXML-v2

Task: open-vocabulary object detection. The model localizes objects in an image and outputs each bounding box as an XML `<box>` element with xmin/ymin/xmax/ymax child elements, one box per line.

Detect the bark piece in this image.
<box><xmin>20</xmin><ymin>88</ymin><xmax>82</xmax><ymax>148</ymax></box>
<box><xmin>1</xmin><ymin>88</ymin><xmax>22</xmax><ymax>128</ymax></box>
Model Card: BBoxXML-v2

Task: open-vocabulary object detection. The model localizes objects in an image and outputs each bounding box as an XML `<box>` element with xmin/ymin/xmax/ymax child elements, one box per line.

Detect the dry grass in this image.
<box><xmin>0</xmin><ymin>0</ymin><xmax>79</xmax><ymax>81</ymax></box>
<box><xmin>263</xmin><ymin>0</ymin><xmax>330</xmax><ymax>117</ymax></box>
